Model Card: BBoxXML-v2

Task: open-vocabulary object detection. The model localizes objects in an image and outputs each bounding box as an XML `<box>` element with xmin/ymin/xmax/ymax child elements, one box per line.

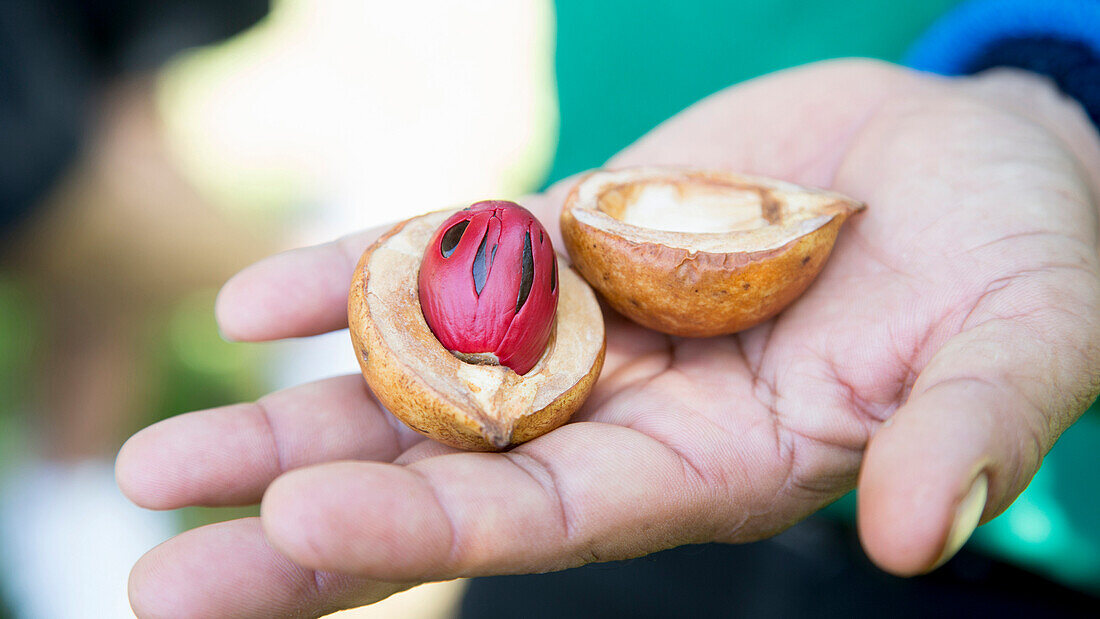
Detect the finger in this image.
<box><xmin>214</xmin><ymin>187</ymin><xmax>567</xmax><ymax>343</ymax></box>
<box><xmin>260</xmin><ymin>421</ymin><xmax>733</xmax><ymax>581</ymax></box>
<box><xmin>129</xmin><ymin>518</ymin><xmax>409</xmax><ymax>618</ymax></box>
<box><xmin>858</xmin><ymin>272</ymin><xmax>1100</xmax><ymax>575</ymax></box>
<box><xmin>116</xmin><ymin>375</ymin><xmax>414</xmax><ymax>510</ymax></box>
<box><xmin>216</xmin><ymin>228</ymin><xmax>380</xmax><ymax>341</ymax></box>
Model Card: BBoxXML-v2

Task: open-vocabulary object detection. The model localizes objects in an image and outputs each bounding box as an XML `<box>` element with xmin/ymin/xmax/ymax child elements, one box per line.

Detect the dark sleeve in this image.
<box><xmin>0</xmin><ymin>0</ymin><xmax>269</xmax><ymax>234</ymax></box>
<box><xmin>905</xmin><ymin>0</ymin><xmax>1100</xmax><ymax>127</ymax></box>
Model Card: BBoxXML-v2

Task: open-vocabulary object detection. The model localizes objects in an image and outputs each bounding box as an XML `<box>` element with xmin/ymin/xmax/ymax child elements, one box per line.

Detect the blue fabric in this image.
<box><xmin>905</xmin><ymin>0</ymin><xmax>1100</xmax><ymax>74</ymax></box>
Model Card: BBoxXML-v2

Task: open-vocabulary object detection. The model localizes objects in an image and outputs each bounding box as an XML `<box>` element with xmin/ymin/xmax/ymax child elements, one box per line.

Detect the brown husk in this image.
<box><xmin>560</xmin><ymin>167</ymin><xmax>865</xmax><ymax>336</ymax></box>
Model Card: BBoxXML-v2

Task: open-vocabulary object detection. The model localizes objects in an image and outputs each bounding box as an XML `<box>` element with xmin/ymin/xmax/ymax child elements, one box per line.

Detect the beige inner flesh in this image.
<box><xmin>366</xmin><ymin>209</ymin><xmax>604</xmax><ymax>432</ymax></box>
<box><xmin>574</xmin><ymin>168</ymin><xmax>854</xmax><ymax>254</ymax></box>
<box><xmin>599</xmin><ymin>181</ymin><xmax>776</xmax><ymax>233</ymax></box>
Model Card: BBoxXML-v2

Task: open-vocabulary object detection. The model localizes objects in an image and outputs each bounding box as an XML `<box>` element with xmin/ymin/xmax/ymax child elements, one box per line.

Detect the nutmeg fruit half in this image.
<box><xmin>349</xmin><ymin>208</ymin><xmax>605</xmax><ymax>451</ymax></box>
<box><xmin>560</xmin><ymin>167</ymin><xmax>865</xmax><ymax>337</ymax></box>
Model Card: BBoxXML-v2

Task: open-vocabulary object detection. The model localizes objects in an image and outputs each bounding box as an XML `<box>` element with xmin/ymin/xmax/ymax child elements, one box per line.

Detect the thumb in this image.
<box><xmin>858</xmin><ymin>292</ymin><xmax>1100</xmax><ymax>576</ymax></box>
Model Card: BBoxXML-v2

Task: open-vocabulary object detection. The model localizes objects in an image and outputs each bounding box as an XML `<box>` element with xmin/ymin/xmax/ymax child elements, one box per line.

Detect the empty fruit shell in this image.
<box><xmin>560</xmin><ymin>167</ymin><xmax>865</xmax><ymax>336</ymax></box>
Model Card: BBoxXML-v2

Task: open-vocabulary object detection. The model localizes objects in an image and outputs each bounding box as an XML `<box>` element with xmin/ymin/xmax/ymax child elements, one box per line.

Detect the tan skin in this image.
<box><xmin>117</xmin><ymin>61</ymin><xmax>1100</xmax><ymax>617</ymax></box>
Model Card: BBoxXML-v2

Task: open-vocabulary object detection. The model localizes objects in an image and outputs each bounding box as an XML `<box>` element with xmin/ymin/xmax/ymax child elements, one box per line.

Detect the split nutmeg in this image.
<box><xmin>348</xmin><ymin>201</ymin><xmax>605</xmax><ymax>451</ymax></box>
<box><xmin>348</xmin><ymin>167</ymin><xmax>863</xmax><ymax>451</ymax></box>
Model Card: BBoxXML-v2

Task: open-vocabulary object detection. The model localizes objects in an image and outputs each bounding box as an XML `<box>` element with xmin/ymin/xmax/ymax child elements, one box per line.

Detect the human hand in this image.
<box><xmin>117</xmin><ymin>60</ymin><xmax>1100</xmax><ymax>617</ymax></box>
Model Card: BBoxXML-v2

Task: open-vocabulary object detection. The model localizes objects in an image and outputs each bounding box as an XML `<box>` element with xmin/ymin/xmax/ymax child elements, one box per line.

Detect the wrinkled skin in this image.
<box><xmin>116</xmin><ymin>61</ymin><xmax>1100</xmax><ymax>617</ymax></box>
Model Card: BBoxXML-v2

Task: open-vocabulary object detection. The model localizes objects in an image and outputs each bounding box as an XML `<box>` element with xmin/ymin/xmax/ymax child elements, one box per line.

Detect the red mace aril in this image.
<box><xmin>418</xmin><ymin>200</ymin><xmax>559</xmax><ymax>375</ymax></box>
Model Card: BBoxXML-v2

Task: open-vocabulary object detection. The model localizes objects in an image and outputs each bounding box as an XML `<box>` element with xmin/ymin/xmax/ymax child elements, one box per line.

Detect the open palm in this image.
<box><xmin>118</xmin><ymin>61</ymin><xmax>1100</xmax><ymax>617</ymax></box>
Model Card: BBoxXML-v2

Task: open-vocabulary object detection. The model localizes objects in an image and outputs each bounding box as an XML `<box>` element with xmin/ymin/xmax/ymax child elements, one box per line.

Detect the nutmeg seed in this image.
<box><xmin>418</xmin><ymin>200</ymin><xmax>559</xmax><ymax>375</ymax></box>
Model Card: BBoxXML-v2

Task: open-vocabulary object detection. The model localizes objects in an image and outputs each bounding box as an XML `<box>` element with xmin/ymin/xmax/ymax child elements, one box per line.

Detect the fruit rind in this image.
<box><xmin>560</xmin><ymin>167</ymin><xmax>865</xmax><ymax>336</ymax></box>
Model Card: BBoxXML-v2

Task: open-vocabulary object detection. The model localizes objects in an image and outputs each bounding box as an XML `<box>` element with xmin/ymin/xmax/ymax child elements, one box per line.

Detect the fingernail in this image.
<box><xmin>933</xmin><ymin>473</ymin><xmax>988</xmax><ymax>569</ymax></box>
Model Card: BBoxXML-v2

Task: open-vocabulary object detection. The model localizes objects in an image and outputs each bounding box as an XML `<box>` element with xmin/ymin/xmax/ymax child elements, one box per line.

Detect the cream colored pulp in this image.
<box><xmin>613</xmin><ymin>183</ymin><xmax>772</xmax><ymax>234</ymax></box>
<box><xmin>571</xmin><ymin>168</ymin><xmax>848</xmax><ymax>254</ymax></box>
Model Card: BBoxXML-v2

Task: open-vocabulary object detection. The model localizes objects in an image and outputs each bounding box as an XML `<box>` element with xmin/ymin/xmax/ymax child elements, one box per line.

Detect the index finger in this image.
<box><xmin>215</xmin><ymin>229</ymin><xmax>377</xmax><ymax>342</ymax></box>
<box><xmin>215</xmin><ymin>189</ymin><xmax>566</xmax><ymax>342</ymax></box>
